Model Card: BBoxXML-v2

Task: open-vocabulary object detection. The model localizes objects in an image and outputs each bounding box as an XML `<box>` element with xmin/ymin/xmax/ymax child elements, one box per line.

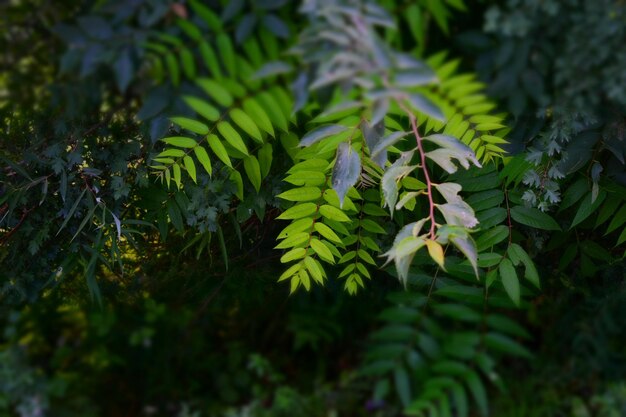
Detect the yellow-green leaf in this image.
<box><xmin>243</xmin><ymin>155</ymin><xmax>262</xmax><ymax>192</ymax></box>
<box><xmin>206</xmin><ymin>134</ymin><xmax>232</xmax><ymax>168</ymax></box>
<box><xmin>277</xmin><ymin>203</ymin><xmax>318</xmax><ymax>220</ymax></box>
<box><xmin>172</xmin><ymin>163</ymin><xmax>182</xmax><ymax>189</ymax></box>
<box><xmin>275</xmin><ymin>232</ymin><xmax>309</xmax><ymax>249</ymax></box>
<box><xmin>243</xmin><ymin>98</ymin><xmax>274</xmax><ymax>136</ymax></box>
<box><xmin>217</xmin><ymin>121</ymin><xmax>249</xmax><ymax>155</ymax></box>
<box><xmin>193</xmin><ymin>146</ymin><xmax>212</xmax><ymax>175</ymax></box>
<box><xmin>162</xmin><ymin>136</ymin><xmax>198</xmax><ymax>148</ymax></box>
<box><xmin>278</xmin><ymin>263</ymin><xmax>299</xmax><ymax>282</ymax></box>
<box><xmin>197</xmin><ymin>78</ymin><xmax>233</xmax><ymax>107</ymax></box>
<box><xmin>170</xmin><ymin>117</ymin><xmax>209</xmax><ymax>135</ymax></box>
<box><xmin>280</xmin><ymin>248</ymin><xmax>307</xmax><ymax>263</ymax></box>
<box><xmin>183</xmin><ymin>96</ymin><xmax>220</xmax><ymax>121</ymax></box>
<box><xmin>310</xmin><ymin>238</ymin><xmax>334</xmax><ymax>263</ymax></box>
<box><xmin>304</xmin><ymin>256</ymin><xmax>324</xmax><ymax>283</ymax></box>
<box><xmin>299</xmin><ymin>269</ymin><xmax>311</xmax><ymax>291</ymax></box>
<box><xmin>157</xmin><ymin>149</ymin><xmax>185</xmax><ymax>158</ymax></box>
<box><xmin>183</xmin><ymin>155</ymin><xmax>197</xmax><ymax>183</ymax></box>
<box><xmin>319</xmin><ymin>204</ymin><xmax>351</xmax><ymax>222</ymax></box>
<box><xmin>277</xmin><ymin>187</ymin><xmax>322</xmax><ymax>202</ymax></box>
<box><xmin>277</xmin><ymin>218</ymin><xmax>314</xmax><ymax>239</ymax></box>
<box><xmin>425</xmin><ymin>239</ymin><xmax>445</xmax><ymax>269</ymax></box>
<box><xmin>314</xmin><ymin>222</ymin><xmax>342</xmax><ymax>244</ymax></box>
<box><xmin>230</xmin><ymin>108</ymin><xmax>263</xmax><ymax>143</ymax></box>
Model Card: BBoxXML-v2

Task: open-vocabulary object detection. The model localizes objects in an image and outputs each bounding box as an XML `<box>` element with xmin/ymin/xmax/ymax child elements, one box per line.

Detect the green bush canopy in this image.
<box><xmin>1</xmin><ymin>0</ymin><xmax>625</xmax><ymax>415</ymax></box>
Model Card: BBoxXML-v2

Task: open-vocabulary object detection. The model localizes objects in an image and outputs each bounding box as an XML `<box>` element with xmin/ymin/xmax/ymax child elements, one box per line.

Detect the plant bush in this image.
<box><xmin>1</xmin><ymin>0</ymin><xmax>625</xmax><ymax>415</ymax></box>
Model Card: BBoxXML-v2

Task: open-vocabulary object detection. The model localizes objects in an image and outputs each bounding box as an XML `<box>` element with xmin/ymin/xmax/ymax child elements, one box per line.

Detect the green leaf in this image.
<box><xmin>319</xmin><ymin>204</ymin><xmax>351</xmax><ymax>222</ymax></box>
<box><xmin>510</xmin><ymin>206</ymin><xmax>561</xmax><ymax>231</ymax></box>
<box><xmin>189</xmin><ymin>0</ymin><xmax>223</xmax><ymax>31</ymax></box>
<box><xmin>198</xmin><ymin>41</ymin><xmax>222</xmax><ymax>78</ymax></box>
<box><xmin>172</xmin><ymin>163</ymin><xmax>182</xmax><ymax>189</ymax></box>
<box><xmin>475</xmin><ymin>225</ymin><xmax>509</xmax><ymax>251</ymax></box>
<box><xmin>332</xmin><ymin>142</ymin><xmax>361</xmax><ymax>208</ymax></box>
<box><xmin>433</xmin><ymin>304</ymin><xmax>480</xmax><ymax>322</ymax></box>
<box><xmin>183</xmin><ymin>156</ymin><xmax>197</xmax><ymax>183</ymax></box>
<box><xmin>284</xmin><ymin>171</ymin><xmax>326</xmax><ymax>187</ymax></box>
<box><xmin>558</xmin><ymin>178</ymin><xmax>589</xmax><ymax>211</ymax></box>
<box><xmin>217</xmin><ymin>32</ymin><xmax>236</xmax><ymax>75</ymax></box>
<box><xmin>217</xmin><ymin>122</ymin><xmax>249</xmax><ymax>155</ymax></box>
<box><xmin>278</xmin><ymin>264</ymin><xmax>299</xmax><ymax>282</ymax></box>
<box><xmin>310</xmin><ymin>238</ymin><xmax>335</xmax><ymax>263</ymax></box>
<box><xmin>157</xmin><ymin>149</ymin><xmax>186</xmax><ymax>158</ymax></box>
<box><xmin>257</xmin><ymin>91</ymin><xmax>288</xmax><ymax>132</ymax></box>
<box><xmin>451</xmin><ymin>385</ymin><xmax>469</xmax><ymax>417</ymax></box>
<box><xmin>288</xmin><ymin>158</ymin><xmax>330</xmax><ymax>173</ymax></box>
<box><xmin>465</xmin><ymin>371</ymin><xmax>488</xmax><ymax>417</ymax></box>
<box><xmin>165</xmin><ymin>53</ymin><xmax>180</xmax><ymax>86</ymax></box>
<box><xmin>304</xmin><ymin>256</ymin><xmax>324</xmax><ymax>283</ymax></box>
<box><xmin>278</xmin><ymin>218</ymin><xmax>314</xmax><ymax>239</ymax></box>
<box><xmin>180</xmin><ymin>48</ymin><xmax>196</xmax><ymax>78</ymax></box>
<box><xmin>206</xmin><ymin>134</ymin><xmax>232</xmax><ymax>168</ymax></box>
<box><xmin>358</xmin><ymin>249</ymin><xmax>377</xmax><ymax>265</ymax></box>
<box><xmin>230</xmin><ymin>108</ymin><xmax>263</xmax><ymax>143</ymax></box>
<box><xmin>258</xmin><ymin>143</ymin><xmax>273</xmax><ymax>179</ymax></box>
<box><xmin>243</xmin><ymin>155</ymin><xmax>262</xmax><ymax>192</ymax></box>
<box><xmin>170</xmin><ymin>117</ymin><xmax>209</xmax><ymax>135</ymax></box>
<box><xmin>274</xmin><ymin>232</ymin><xmax>309</xmax><ymax>249</ymax></box>
<box><xmin>298</xmin><ymin>269</ymin><xmax>311</xmax><ymax>291</ymax></box>
<box><xmin>183</xmin><ymin>96</ymin><xmax>220</xmax><ymax>121</ymax></box>
<box><xmin>243</xmin><ymin>98</ymin><xmax>275</xmax><ymax>136</ymax></box>
<box><xmin>177</xmin><ymin>19</ymin><xmax>202</xmax><ymax>40</ymax></box>
<box><xmin>277</xmin><ymin>203</ymin><xmax>318</xmax><ymax>220</ymax></box>
<box><xmin>278</xmin><ymin>187</ymin><xmax>322</xmax><ymax>202</ymax></box>
<box><xmin>197</xmin><ymin>78</ymin><xmax>234</xmax><ymax>107</ymax></box>
<box><xmin>230</xmin><ymin>170</ymin><xmax>244</xmax><ymax>200</ymax></box>
<box><xmin>193</xmin><ymin>146</ymin><xmax>212</xmax><ymax>176</ymax></box>
<box><xmin>570</xmin><ymin>191</ymin><xmax>606</xmax><ymax>229</ymax></box>
<box><xmin>394</xmin><ymin>368</ymin><xmax>411</xmax><ymax>407</ymax></box>
<box><xmin>484</xmin><ymin>332</ymin><xmax>532</xmax><ymax>358</ymax></box>
<box><xmin>361</xmin><ymin>219</ymin><xmax>386</xmax><ymax>234</ymax></box>
<box><xmin>486</xmin><ymin>315</ymin><xmax>531</xmax><ymax>339</ymax></box>
<box><xmin>57</xmin><ymin>188</ymin><xmax>87</xmax><ymax>236</ymax></box>
<box><xmin>314</xmin><ymin>222</ymin><xmax>342</xmax><ymax>244</ymax></box>
<box><xmin>162</xmin><ymin>136</ymin><xmax>198</xmax><ymax>148</ymax></box>
<box><xmin>280</xmin><ymin>247</ymin><xmax>307</xmax><ymax>263</ymax></box>
<box><xmin>167</xmin><ymin>200</ymin><xmax>183</xmax><ymax>231</ymax></box>
<box><xmin>605</xmin><ymin>204</ymin><xmax>626</xmax><ymax>234</ymax></box>
<box><xmin>507</xmin><ymin>243</ymin><xmax>540</xmax><ymax>288</ymax></box>
<box><xmin>217</xmin><ymin>225</ymin><xmax>229</xmax><ymax>270</ymax></box>
<box><xmin>300</xmin><ymin>124</ymin><xmax>349</xmax><ymax>147</ymax></box>
<box><xmin>499</xmin><ymin>258</ymin><xmax>520</xmax><ymax>306</ymax></box>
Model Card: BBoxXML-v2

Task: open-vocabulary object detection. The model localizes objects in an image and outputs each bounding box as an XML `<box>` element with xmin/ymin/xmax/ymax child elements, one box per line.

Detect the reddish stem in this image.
<box><xmin>401</xmin><ymin>103</ymin><xmax>437</xmax><ymax>240</ymax></box>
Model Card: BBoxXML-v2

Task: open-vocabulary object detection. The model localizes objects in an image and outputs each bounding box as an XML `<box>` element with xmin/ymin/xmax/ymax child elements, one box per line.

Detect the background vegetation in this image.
<box><xmin>1</xmin><ymin>0</ymin><xmax>625</xmax><ymax>416</ymax></box>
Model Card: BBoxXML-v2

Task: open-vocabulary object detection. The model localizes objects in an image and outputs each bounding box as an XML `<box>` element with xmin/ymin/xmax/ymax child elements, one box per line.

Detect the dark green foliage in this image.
<box><xmin>1</xmin><ymin>0</ymin><xmax>626</xmax><ymax>415</ymax></box>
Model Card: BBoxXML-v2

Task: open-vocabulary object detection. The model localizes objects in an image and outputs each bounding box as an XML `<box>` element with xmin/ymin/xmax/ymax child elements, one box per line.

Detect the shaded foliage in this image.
<box><xmin>1</xmin><ymin>0</ymin><xmax>626</xmax><ymax>416</ymax></box>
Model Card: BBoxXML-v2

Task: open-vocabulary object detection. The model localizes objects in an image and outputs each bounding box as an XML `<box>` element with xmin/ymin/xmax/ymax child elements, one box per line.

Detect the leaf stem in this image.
<box><xmin>400</xmin><ymin>102</ymin><xmax>437</xmax><ymax>240</ymax></box>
